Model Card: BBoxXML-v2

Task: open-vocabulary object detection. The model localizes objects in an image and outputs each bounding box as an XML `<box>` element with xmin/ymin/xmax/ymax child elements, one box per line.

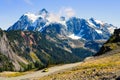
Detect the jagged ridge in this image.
<box><xmin>8</xmin><ymin>9</ymin><xmax>116</xmax><ymax>41</ymax></box>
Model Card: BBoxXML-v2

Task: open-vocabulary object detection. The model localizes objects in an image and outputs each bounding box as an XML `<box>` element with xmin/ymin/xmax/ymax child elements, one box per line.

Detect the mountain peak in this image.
<box><xmin>89</xmin><ymin>17</ymin><xmax>95</xmax><ymax>21</ymax></box>
<box><xmin>39</xmin><ymin>8</ymin><xmax>48</xmax><ymax>15</ymax></box>
<box><xmin>20</xmin><ymin>12</ymin><xmax>38</xmax><ymax>22</ymax></box>
<box><xmin>89</xmin><ymin>17</ymin><xmax>104</xmax><ymax>25</ymax></box>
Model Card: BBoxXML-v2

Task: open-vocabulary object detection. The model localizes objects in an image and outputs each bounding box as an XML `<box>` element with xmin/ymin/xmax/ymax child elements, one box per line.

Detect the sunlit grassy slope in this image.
<box><xmin>0</xmin><ymin>70</ymin><xmax>34</xmax><ymax>77</ymax></box>
<box><xmin>39</xmin><ymin>52</ymin><xmax>120</xmax><ymax>80</ymax></box>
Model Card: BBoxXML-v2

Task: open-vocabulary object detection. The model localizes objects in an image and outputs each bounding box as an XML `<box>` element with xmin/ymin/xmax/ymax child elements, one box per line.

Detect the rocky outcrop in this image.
<box><xmin>95</xmin><ymin>29</ymin><xmax>120</xmax><ymax>56</ymax></box>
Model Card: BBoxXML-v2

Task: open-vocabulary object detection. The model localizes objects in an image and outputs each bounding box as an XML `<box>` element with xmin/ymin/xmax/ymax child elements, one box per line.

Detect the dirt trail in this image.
<box><xmin>0</xmin><ymin>62</ymin><xmax>83</xmax><ymax>80</ymax></box>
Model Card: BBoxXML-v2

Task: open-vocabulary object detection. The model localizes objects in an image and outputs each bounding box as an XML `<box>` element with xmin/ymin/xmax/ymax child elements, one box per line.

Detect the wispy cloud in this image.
<box><xmin>23</xmin><ymin>0</ymin><xmax>33</xmax><ymax>5</ymax></box>
<box><xmin>47</xmin><ymin>7</ymin><xmax>76</xmax><ymax>22</ymax></box>
<box><xmin>64</xmin><ymin>8</ymin><xmax>75</xmax><ymax>17</ymax></box>
<box><xmin>59</xmin><ymin>7</ymin><xmax>75</xmax><ymax>17</ymax></box>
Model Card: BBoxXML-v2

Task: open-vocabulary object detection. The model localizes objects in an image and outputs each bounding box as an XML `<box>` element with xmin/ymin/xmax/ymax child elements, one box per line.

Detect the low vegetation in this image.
<box><xmin>0</xmin><ymin>53</ymin><xmax>14</xmax><ymax>72</ymax></box>
<box><xmin>39</xmin><ymin>52</ymin><xmax>120</xmax><ymax>80</ymax></box>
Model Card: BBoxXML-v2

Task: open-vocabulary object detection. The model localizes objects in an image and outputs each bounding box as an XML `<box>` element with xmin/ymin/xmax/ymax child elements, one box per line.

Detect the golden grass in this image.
<box><xmin>39</xmin><ymin>52</ymin><xmax>120</xmax><ymax>80</ymax></box>
<box><xmin>104</xmin><ymin>43</ymin><xmax>118</xmax><ymax>50</ymax></box>
<box><xmin>0</xmin><ymin>69</ymin><xmax>36</xmax><ymax>77</ymax></box>
<box><xmin>0</xmin><ymin>72</ymin><xmax>25</xmax><ymax>77</ymax></box>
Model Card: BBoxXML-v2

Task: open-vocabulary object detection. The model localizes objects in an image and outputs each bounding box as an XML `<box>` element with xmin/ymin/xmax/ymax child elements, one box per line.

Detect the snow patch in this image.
<box><xmin>24</xmin><ymin>13</ymin><xmax>39</xmax><ymax>22</ymax></box>
<box><xmin>87</xmin><ymin>20</ymin><xmax>95</xmax><ymax>27</ymax></box>
<box><xmin>94</xmin><ymin>20</ymin><xmax>104</xmax><ymax>25</ymax></box>
<box><xmin>107</xmin><ymin>27</ymin><xmax>115</xmax><ymax>34</ymax></box>
<box><xmin>95</xmin><ymin>29</ymin><xmax>102</xmax><ymax>34</ymax></box>
<box><xmin>68</xmin><ymin>34</ymin><xmax>81</xmax><ymax>40</ymax></box>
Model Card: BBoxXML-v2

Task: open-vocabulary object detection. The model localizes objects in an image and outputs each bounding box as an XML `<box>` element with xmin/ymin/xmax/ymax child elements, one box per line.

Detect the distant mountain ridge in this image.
<box><xmin>8</xmin><ymin>8</ymin><xmax>116</xmax><ymax>41</ymax></box>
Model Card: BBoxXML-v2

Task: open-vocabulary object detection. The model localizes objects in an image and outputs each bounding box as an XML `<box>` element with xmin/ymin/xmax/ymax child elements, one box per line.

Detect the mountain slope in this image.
<box><xmin>39</xmin><ymin>29</ymin><xmax>120</xmax><ymax>80</ymax></box>
<box><xmin>0</xmin><ymin>29</ymin><xmax>94</xmax><ymax>72</ymax></box>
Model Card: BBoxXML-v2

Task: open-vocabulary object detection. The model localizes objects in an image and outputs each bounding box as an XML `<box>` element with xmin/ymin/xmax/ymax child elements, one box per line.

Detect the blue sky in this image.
<box><xmin>0</xmin><ymin>0</ymin><xmax>120</xmax><ymax>30</ymax></box>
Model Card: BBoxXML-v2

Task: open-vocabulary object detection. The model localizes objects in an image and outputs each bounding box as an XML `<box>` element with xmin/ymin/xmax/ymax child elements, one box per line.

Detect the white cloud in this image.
<box><xmin>23</xmin><ymin>0</ymin><xmax>33</xmax><ymax>5</ymax></box>
<box><xmin>64</xmin><ymin>8</ymin><xmax>75</xmax><ymax>17</ymax></box>
<box><xmin>59</xmin><ymin>7</ymin><xmax>75</xmax><ymax>18</ymax></box>
<box><xmin>47</xmin><ymin>13</ymin><xmax>60</xmax><ymax>22</ymax></box>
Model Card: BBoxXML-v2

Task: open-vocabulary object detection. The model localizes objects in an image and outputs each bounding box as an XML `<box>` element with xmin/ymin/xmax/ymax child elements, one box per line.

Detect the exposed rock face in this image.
<box><xmin>0</xmin><ymin>31</ymin><xmax>28</xmax><ymax>71</ymax></box>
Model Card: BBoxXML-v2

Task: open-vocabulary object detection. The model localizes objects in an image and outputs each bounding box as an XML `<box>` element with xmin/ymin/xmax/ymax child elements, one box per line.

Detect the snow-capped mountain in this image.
<box><xmin>8</xmin><ymin>9</ymin><xmax>116</xmax><ymax>41</ymax></box>
<box><xmin>66</xmin><ymin>17</ymin><xmax>116</xmax><ymax>40</ymax></box>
